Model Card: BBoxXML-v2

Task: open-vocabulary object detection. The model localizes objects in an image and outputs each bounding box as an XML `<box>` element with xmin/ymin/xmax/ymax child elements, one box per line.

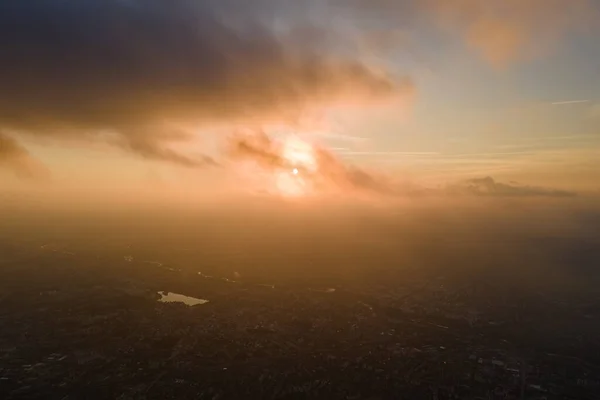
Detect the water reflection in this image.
<box><xmin>157</xmin><ymin>291</ymin><xmax>208</xmax><ymax>306</ymax></box>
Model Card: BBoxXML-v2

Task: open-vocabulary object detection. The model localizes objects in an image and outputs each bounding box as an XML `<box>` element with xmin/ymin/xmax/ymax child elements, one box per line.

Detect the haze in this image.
<box><xmin>1</xmin><ymin>1</ymin><xmax>600</xmax><ymax>398</ymax></box>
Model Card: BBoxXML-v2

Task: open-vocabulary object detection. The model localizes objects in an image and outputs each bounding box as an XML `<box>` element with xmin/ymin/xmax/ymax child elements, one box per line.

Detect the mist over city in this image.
<box><xmin>1</xmin><ymin>1</ymin><xmax>600</xmax><ymax>399</ymax></box>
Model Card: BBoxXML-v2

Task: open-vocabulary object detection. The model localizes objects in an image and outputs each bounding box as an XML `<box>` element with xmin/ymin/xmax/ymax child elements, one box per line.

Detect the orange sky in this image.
<box><xmin>1</xmin><ymin>0</ymin><xmax>600</xmax><ymax>200</ymax></box>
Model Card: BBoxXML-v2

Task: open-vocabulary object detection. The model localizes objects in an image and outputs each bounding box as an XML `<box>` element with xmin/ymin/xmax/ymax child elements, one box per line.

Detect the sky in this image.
<box><xmin>1</xmin><ymin>0</ymin><xmax>600</xmax><ymax>200</ymax></box>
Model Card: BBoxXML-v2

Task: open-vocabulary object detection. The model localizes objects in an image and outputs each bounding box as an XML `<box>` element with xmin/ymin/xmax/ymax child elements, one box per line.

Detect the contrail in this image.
<box><xmin>551</xmin><ymin>100</ymin><xmax>589</xmax><ymax>105</ymax></box>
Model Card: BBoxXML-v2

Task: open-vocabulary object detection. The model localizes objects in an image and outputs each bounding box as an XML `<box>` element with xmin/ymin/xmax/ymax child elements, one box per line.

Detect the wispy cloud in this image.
<box><xmin>551</xmin><ymin>100</ymin><xmax>590</xmax><ymax>105</ymax></box>
<box><xmin>490</xmin><ymin>135</ymin><xmax>600</xmax><ymax>154</ymax></box>
<box><xmin>425</xmin><ymin>0</ymin><xmax>595</xmax><ymax>68</ymax></box>
<box><xmin>306</xmin><ymin>132</ymin><xmax>370</xmax><ymax>143</ymax></box>
<box><xmin>340</xmin><ymin>151</ymin><xmax>440</xmax><ymax>156</ymax></box>
<box><xmin>226</xmin><ymin>130</ymin><xmax>396</xmax><ymax>195</ymax></box>
<box><xmin>441</xmin><ymin>151</ymin><xmax>535</xmax><ymax>158</ymax></box>
<box><xmin>445</xmin><ymin>176</ymin><xmax>576</xmax><ymax>197</ymax></box>
<box><xmin>0</xmin><ymin>133</ymin><xmax>50</xmax><ymax>180</ymax></box>
<box><xmin>225</xmin><ymin>130</ymin><xmax>582</xmax><ymax>198</ymax></box>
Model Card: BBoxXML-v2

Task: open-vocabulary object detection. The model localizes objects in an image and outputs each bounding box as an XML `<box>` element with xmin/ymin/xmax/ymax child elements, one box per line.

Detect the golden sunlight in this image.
<box><xmin>276</xmin><ymin>136</ymin><xmax>318</xmax><ymax>197</ymax></box>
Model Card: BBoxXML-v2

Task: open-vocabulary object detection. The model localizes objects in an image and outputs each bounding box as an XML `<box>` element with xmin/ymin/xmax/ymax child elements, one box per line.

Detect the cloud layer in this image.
<box><xmin>446</xmin><ymin>176</ymin><xmax>576</xmax><ymax>197</ymax></box>
<box><xmin>0</xmin><ymin>0</ymin><xmax>594</xmax><ymax>171</ymax></box>
<box><xmin>0</xmin><ymin>0</ymin><xmax>411</xmax><ymax>166</ymax></box>
<box><xmin>227</xmin><ymin>131</ymin><xmax>576</xmax><ymax>198</ymax></box>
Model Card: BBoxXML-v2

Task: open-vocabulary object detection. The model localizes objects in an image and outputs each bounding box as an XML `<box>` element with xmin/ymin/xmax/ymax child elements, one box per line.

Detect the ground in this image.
<box><xmin>1</xmin><ymin>227</ymin><xmax>599</xmax><ymax>399</ymax></box>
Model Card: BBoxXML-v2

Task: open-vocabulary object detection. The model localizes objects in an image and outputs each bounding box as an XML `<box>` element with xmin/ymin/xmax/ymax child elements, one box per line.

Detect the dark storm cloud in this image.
<box><xmin>0</xmin><ymin>0</ymin><xmax>409</xmax><ymax>166</ymax></box>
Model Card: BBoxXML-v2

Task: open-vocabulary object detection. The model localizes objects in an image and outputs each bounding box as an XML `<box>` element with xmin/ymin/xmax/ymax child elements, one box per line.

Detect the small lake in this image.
<box><xmin>157</xmin><ymin>291</ymin><xmax>209</xmax><ymax>306</ymax></box>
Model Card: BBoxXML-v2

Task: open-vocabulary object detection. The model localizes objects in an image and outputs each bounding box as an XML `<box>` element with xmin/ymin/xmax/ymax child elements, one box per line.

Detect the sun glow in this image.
<box><xmin>276</xmin><ymin>136</ymin><xmax>318</xmax><ymax>197</ymax></box>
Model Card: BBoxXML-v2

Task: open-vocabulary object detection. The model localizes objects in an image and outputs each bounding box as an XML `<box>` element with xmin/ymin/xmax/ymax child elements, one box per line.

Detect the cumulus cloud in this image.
<box><xmin>0</xmin><ymin>133</ymin><xmax>49</xmax><ymax>180</ymax></box>
<box><xmin>0</xmin><ymin>0</ymin><xmax>411</xmax><ymax>166</ymax></box>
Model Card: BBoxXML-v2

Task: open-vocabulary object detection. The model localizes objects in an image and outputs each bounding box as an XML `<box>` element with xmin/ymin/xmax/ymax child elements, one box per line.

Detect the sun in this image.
<box><xmin>275</xmin><ymin>136</ymin><xmax>318</xmax><ymax>197</ymax></box>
